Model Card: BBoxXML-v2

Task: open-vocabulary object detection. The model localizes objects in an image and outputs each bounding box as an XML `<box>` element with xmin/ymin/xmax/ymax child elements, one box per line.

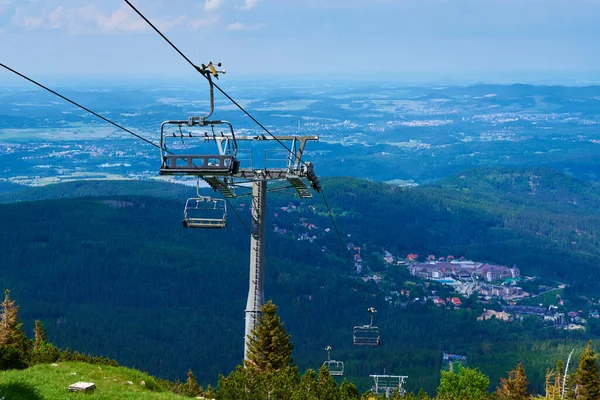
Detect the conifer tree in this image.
<box><xmin>339</xmin><ymin>379</ymin><xmax>360</xmax><ymax>399</ymax></box>
<box><xmin>265</xmin><ymin>366</ymin><xmax>301</xmax><ymax>400</ymax></box>
<box><xmin>532</xmin><ymin>370</ymin><xmax>563</xmax><ymax>400</ymax></box>
<box><xmin>34</xmin><ymin>320</ymin><xmax>47</xmax><ymax>351</ymax></box>
<box><xmin>572</xmin><ymin>341</ymin><xmax>600</xmax><ymax>400</ymax></box>
<box><xmin>0</xmin><ymin>289</ymin><xmax>30</xmax><ymax>370</ymax></box>
<box><xmin>245</xmin><ymin>300</ymin><xmax>293</xmax><ymax>373</ymax></box>
<box><xmin>61</xmin><ymin>348</ymin><xmax>72</xmax><ymax>361</ymax></box>
<box><xmin>185</xmin><ymin>370</ymin><xmax>203</xmax><ymax>397</ymax></box>
<box><xmin>0</xmin><ymin>290</ymin><xmax>27</xmax><ymax>351</ymax></box>
<box><xmin>317</xmin><ymin>365</ymin><xmax>339</xmax><ymax>400</ymax></box>
<box><xmin>495</xmin><ymin>362</ymin><xmax>529</xmax><ymax>400</ymax></box>
<box><xmin>292</xmin><ymin>369</ymin><xmax>319</xmax><ymax>400</ymax></box>
<box><xmin>216</xmin><ymin>366</ymin><xmax>264</xmax><ymax>400</ymax></box>
<box><xmin>416</xmin><ymin>388</ymin><xmax>431</xmax><ymax>399</ymax></box>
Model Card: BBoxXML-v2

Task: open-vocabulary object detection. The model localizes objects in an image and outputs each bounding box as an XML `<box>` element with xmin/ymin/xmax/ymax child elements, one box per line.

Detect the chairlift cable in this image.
<box><xmin>123</xmin><ymin>0</ymin><xmax>309</xmax><ymax>168</ymax></box>
<box><xmin>0</xmin><ymin>62</ymin><xmax>160</xmax><ymax>149</ymax></box>
<box><xmin>121</xmin><ymin>1</ymin><xmax>362</xmax><ymax>310</ymax></box>
<box><xmin>321</xmin><ymin>190</ymin><xmax>370</xmax><ymax>306</ymax></box>
<box><xmin>3</xmin><ymin>11</ymin><xmax>367</xmax><ymax>334</ymax></box>
<box><xmin>1</xmin><ymin>61</ymin><xmax>307</xmax><ymax>319</ymax></box>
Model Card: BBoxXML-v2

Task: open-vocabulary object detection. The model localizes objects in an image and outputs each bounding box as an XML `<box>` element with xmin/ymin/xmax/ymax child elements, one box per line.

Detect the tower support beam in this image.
<box><xmin>244</xmin><ymin>176</ymin><xmax>266</xmax><ymax>360</ymax></box>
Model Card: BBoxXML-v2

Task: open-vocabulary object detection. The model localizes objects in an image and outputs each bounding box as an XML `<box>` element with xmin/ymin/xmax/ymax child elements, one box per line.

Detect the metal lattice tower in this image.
<box><xmin>157</xmin><ymin>64</ymin><xmax>321</xmax><ymax>361</ymax></box>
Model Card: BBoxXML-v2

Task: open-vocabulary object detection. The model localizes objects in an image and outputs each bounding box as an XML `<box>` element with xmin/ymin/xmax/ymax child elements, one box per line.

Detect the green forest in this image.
<box><xmin>0</xmin><ymin>167</ymin><xmax>599</xmax><ymax>394</ymax></box>
<box><xmin>2</xmin><ymin>290</ymin><xmax>600</xmax><ymax>399</ymax></box>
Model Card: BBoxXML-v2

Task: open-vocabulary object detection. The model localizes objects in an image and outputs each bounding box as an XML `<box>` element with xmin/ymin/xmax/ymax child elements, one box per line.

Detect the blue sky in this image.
<box><xmin>1</xmin><ymin>0</ymin><xmax>599</xmax><ymax>84</ymax></box>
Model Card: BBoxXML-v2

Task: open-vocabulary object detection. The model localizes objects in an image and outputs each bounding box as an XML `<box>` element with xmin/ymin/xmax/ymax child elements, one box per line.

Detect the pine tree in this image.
<box><xmin>34</xmin><ymin>320</ymin><xmax>47</xmax><ymax>351</ymax></box>
<box><xmin>316</xmin><ymin>365</ymin><xmax>339</xmax><ymax>400</ymax></box>
<box><xmin>572</xmin><ymin>340</ymin><xmax>600</xmax><ymax>400</ymax></box>
<box><xmin>531</xmin><ymin>370</ymin><xmax>563</xmax><ymax>400</ymax></box>
<box><xmin>0</xmin><ymin>289</ymin><xmax>27</xmax><ymax>349</ymax></box>
<box><xmin>185</xmin><ymin>370</ymin><xmax>203</xmax><ymax>397</ymax></box>
<box><xmin>292</xmin><ymin>369</ymin><xmax>319</xmax><ymax>400</ymax></box>
<box><xmin>265</xmin><ymin>366</ymin><xmax>301</xmax><ymax>400</ymax></box>
<box><xmin>495</xmin><ymin>362</ymin><xmax>529</xmax><ymax>400</ymax></box>
<box><xmin>339</xmin><ymin>379</ymin><xmax>360</xmax><ymax>399</ymax></box>
<box><xmin>61</xmin><ymin>348</ymin><xmax>72</xmax><ymax>361</ymax></box>
<box><xmin>416</xmin><ymin>388</ymin><xmax>431</xmax><ymax>399</ymax></box>
<box><xmin>0</xmin><ymin>289</ymin><xmax>30</xmax><ymax>370</ymax></box>
<box><xmin>216</xmin><ymin>366</ymin><xmax>264</xmax><ymax>400</ymax></box>
<box><xmin>245</xmin><ymin>300</ymin><xmax>293</xmax><ymax>373</ymax></box>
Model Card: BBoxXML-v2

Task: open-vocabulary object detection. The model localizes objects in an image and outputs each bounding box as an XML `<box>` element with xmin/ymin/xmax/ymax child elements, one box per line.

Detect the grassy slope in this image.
<box><xmin>0</xmin><ymin>362</ymin><xmax>183</xmax><ymax>400</ymax></box>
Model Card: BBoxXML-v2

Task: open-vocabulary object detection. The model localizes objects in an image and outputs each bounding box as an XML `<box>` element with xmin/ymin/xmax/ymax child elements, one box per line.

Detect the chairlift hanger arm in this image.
<box><xmin>189</xmin><ymin>61</ymin><xmax>226</xmax><ymax>121</ymax></box>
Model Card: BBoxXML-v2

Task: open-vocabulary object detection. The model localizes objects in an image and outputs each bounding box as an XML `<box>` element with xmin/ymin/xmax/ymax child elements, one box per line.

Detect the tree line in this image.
<box><xmin>3</xmin><ymin>290</ymin><xmax>600</xmax><ymax>399</ymax></box>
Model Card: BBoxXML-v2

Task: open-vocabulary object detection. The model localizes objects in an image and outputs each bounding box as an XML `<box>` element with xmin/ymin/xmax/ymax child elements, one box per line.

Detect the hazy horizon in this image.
<box><xmin>1</xmin><ymin>0</ymin><xmax>599</xmax><ymax>88</ymax></box>
<box><xmin>1</xmin><ymin>69</ymin><xmax>600</xmax><ymax>88</ymax></box>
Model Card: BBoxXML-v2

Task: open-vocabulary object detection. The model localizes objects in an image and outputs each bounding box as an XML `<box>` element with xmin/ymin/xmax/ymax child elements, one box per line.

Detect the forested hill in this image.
<box><xmin>0</xmin><ymin>179</ymin><xmax>193</xmax><ymax>203</ymax></box>
<box><xmin>436</xmin><ymin>166</ymin><xmax>600</xmax><ymax>212</ymax></box>
<box><xmin>0</xmin><ymin>167</ymin><xmax>599</xmax><ymax>394</ymax></box>
<box><xmin>320</xmin><ymin>169</ymin><xmax>600</xmax><ymax>288</ymax></box>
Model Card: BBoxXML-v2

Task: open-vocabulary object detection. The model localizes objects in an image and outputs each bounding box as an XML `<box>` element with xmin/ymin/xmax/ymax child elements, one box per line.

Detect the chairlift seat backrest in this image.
<box><xmin>183</xmin><ymin>197</ymin><xmax>227</xmax><ymax>229</ymax></box>
<box><xmin>324</xmin><ymin>360</ymin><xmax>344</xmax><ymax>376</ymax></box>
<box><xmin>353</xmin><ymin>325</ymin><xmax>381</xmax><ymax>346</ymax></box>
<box><xmin>160</xmin><ymin>155</ymin><xmax>238</xmax><ymax>176</ymax></box>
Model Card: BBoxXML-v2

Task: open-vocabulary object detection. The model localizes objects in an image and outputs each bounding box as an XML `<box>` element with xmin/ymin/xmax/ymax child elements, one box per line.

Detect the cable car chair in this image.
<box><xmin>323</xmin><ymin>346</ymin><xmax>344</xmax><ymax>376</ymax></box>
<box><xmin>353</xmin><ymin>307</ymin><xmax>381</xmax><ymax>346</ymax></box>
<box><xmin>182</xmin><ymin>179</ymin><xmax>227</xmax><ymax>229</ymax></box>
<box><xmin>159</xmin><ymin>63</ymin><xmax>240</xmax><ymax>177</ymax></box>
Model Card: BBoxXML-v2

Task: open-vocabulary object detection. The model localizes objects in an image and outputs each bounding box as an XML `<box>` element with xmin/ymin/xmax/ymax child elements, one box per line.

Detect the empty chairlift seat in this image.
<box><xmin>183</xmin><ymin>197</ymin><xmax>227</xmax><ymax>229</ymax></box>
<box><xmin>353</xmin><ymin>307</ymin><xmax>381</xmax><ymax>346</ymax></box>
<box><xmin>353</xmin><ymin>325</ymin><xmax>381</xmax><ymax>346</ymax></box>
<box><xmin>160</xmin><ymin>154</ymin><xmax>239</xmax><ymax>176</ymax></box>
<box><xmin>324</xmin><ymin>360</ymin><xmax>345</xmax><ymax>376</ymax></box>
<box><xmin>323</xmin><ymin>346</ymin><xmax>344</xmax><ymax>376</ymax></box>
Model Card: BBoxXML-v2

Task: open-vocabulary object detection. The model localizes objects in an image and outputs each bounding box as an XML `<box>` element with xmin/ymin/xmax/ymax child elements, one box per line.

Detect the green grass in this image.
<box><xmin>0</xmin><ymin>362</ymin><xmax>184</xmax><ymax>400</ymax></box>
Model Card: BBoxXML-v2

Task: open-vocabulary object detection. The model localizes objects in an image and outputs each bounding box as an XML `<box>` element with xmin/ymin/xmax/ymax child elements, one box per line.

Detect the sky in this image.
<box><xmin>1</xmin><ymin>0</ymin><xmax>600</xmax><ymax>84</ymax></box>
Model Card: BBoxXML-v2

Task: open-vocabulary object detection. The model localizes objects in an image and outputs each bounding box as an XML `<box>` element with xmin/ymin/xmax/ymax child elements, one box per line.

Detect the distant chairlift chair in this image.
<box><xmin>183</xmin><ymin>197</ymin><xmax>227</xmax><ymax>229</ymax></box>
<box><xmin>323</xmin><ymin>346</ymin><xmax>344</xmax><ymax>376</ymax></box>
<box><xmin>183</xmin><ymin>180</ymin><xmax>227</xmax><ymax>229</ymax></box>
<box><xmin>353</xmin><ymin>307</ymin><xmax>381</xmax><ymax>346</ymax></box>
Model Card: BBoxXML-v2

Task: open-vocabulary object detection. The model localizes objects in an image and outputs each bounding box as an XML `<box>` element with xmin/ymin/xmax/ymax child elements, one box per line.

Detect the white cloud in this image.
<box><xmin>11</xmin><ymin>6</ymin><xmax>45</xmax><ymax>29</ymax></box>
<box><xmin>95</xmin><ymin>4</ymin><xmax>148</xmax><ymax>33</ymax></box>
<box><xmin>204</xmin><ymin>0</ymin><xmax>223</xmax><ymax>11</ymax></box>
<box><xmin>226</xmin><ymin>21</ymin><xmax>265</xmax><ymax>31</ymax></box>
<box><xmin>189</xmin><ymin>15</ymin><xmax>219</xmax><ymax>30</ymax></box>
<box><xmin>226</xmin><ymin>21</ymin><xmax>244</xmax><ymax>31</ymax></box>
<box><xmin>240</xmin><ymin>0</ymin><xmax>259</xmax><ymax>10</ymax></box>
<box><xmin>8</xmin><ymin>3</ymin><xmax>191</xmax><ymax>34</ymax></box>
<box><xmin>155</xmin><ymin>15</ymin><xmax>187</xmax><ymax>32</ymax></box>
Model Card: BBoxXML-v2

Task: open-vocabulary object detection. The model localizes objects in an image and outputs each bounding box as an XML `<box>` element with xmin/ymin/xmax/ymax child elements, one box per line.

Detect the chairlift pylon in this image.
<box><xmin>323</xmin><ymin>346</ymin><xmax>344</xmax><ymax>376</ymax></box>
<box><xmin>353</xmin><ymin>307</ymin><xmax>381</xmax><ymax>346</ymax></box>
